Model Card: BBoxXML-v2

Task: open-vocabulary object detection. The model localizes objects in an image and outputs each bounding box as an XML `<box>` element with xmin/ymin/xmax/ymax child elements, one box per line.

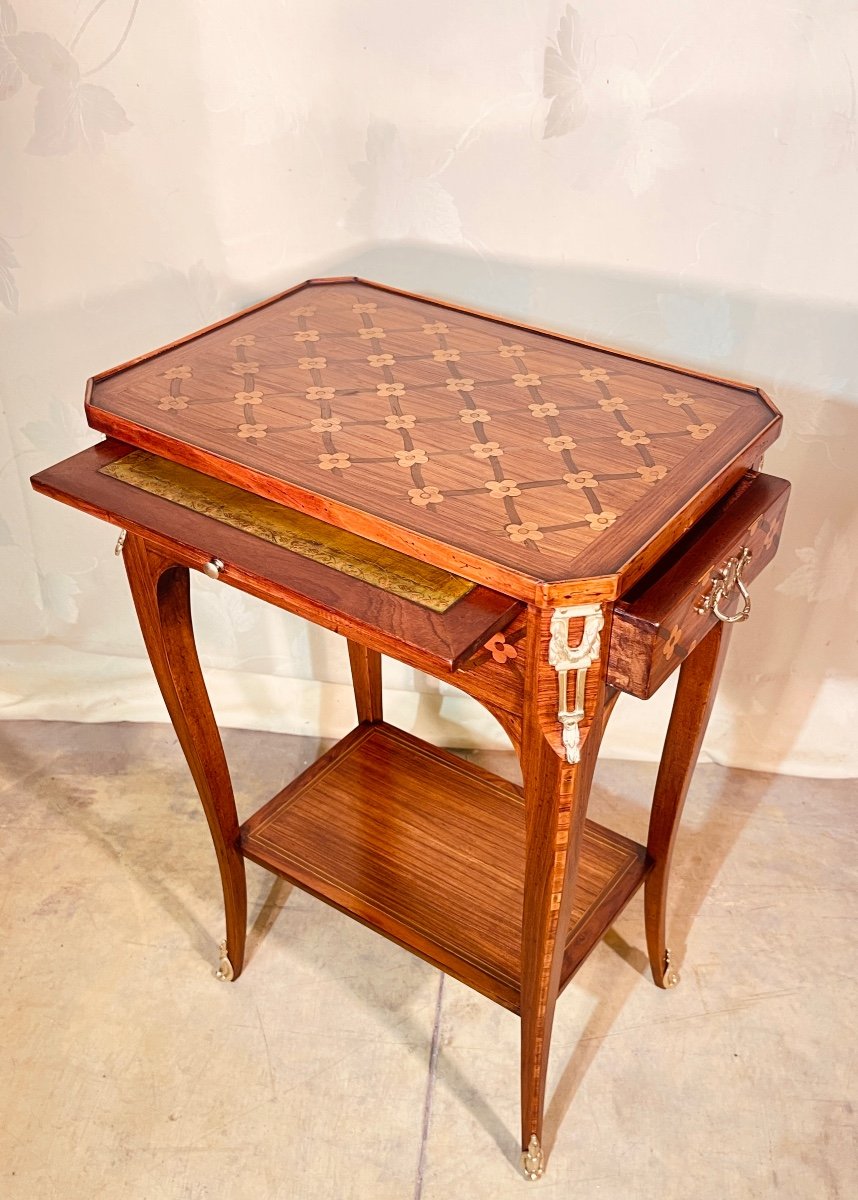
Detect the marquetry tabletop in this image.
<box><xmin>86</xmin><ymin>278</ymin><xmax>780</xmax><ymax>603</ymax></box>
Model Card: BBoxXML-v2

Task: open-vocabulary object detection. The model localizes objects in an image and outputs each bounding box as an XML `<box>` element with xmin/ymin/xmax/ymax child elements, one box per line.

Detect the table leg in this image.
<box><xmin>518</xmin><ymin>607</ymin><xmax>605</xmax><ymax>1180</ymax></box>
<box><xmin>347</xmin><ymin>641</ymin><xmax>383</xmax><ymax>724</ymax></box>
<box><xmin>645</xmin><ymin>621</ymin><xmax>732</xmax><ymax>988</ymax></box>
<box><xmin>122</xmin><ymin>534</ymin><xmax>247</xmax><ymax>981</ymax></box>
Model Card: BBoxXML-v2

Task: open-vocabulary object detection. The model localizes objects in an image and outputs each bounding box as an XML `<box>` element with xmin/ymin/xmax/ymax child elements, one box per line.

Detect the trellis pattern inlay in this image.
<box><xmin>86</xmin><ymin>278</ymin><xmax>779</xmax><ymax>592</ymax></box>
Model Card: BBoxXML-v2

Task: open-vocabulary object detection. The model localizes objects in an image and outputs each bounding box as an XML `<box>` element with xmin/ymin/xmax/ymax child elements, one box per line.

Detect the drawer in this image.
<box><xmin>31</xmin><ymin>440</ymin><xmax>522</xmax><ymax>674</ymax></box>
<box><xmin>607</xmin><ymin>472</ymin><xmax>790</xmax><ymax>699</ymax></box>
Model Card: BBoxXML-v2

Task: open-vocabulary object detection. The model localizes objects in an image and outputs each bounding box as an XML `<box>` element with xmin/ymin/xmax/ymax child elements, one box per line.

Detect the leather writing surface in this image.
<box><xmin>101</xmin><ymin>449</ymin><xmax>475</xmax><ymax>613</ymax></box>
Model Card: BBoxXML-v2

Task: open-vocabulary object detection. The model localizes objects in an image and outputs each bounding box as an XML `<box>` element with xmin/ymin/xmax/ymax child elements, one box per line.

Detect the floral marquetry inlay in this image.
<box><xmin>86</xmin><ymin>277</ymin><xmax>779</xmax><ymax>590</ymax></box>
<box><xmin>484</xmin><ymin>632</ymin><xmax>518</xmax><ymax>664</ymax></box>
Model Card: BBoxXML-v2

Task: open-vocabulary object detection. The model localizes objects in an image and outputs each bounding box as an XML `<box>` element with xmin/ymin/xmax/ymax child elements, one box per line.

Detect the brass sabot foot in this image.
<box><xmin>521</xmin><ymin>1134</ymin><xmax>544</xmax><ymax>1181</ymax></box>
<box><xmin>215</xmin><ymin>940</ymin><xmax>234</xmax><ymax>982</ymax></box>
<box><xmin>662</xmin><ymin>947</ymin><xmax>680</xmax><ymax>988</ymax></box>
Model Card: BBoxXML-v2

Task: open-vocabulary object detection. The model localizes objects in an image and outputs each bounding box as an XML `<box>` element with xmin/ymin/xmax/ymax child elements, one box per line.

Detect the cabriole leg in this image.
<box><xmin>123</xmin><ymin>534</ymin><xmax>247</xmax><ymax>980</ymax></box>
<box><xmin>645</xmin><ymin>622</ymin><xmax>731</xmax><ymax>988</ymax></box>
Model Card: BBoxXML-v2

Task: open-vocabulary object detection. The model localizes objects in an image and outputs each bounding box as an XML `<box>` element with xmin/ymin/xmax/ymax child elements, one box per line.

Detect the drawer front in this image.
<box><xmin>608</xmin><ymin>472</ymin><xmax>790</xmax><ymax>699</ymax></box>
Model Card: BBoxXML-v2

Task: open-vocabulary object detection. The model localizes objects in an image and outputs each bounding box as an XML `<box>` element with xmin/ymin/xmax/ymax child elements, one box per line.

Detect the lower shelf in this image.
<box><xmin>240</xmin><ymin>722</ymin><xmax>650</xmax><ymax>1012</ymax></box>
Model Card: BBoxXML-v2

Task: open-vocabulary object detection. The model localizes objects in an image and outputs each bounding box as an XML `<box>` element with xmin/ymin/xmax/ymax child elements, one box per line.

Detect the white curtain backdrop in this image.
<box><xmin>2</xmin><ymin>1</ymin><xmax>856</xmax><ymax>776</ymax></box>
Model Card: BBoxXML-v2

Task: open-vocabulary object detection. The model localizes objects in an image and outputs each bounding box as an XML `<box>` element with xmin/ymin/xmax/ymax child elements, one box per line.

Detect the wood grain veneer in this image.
<box><xmin>85</xmin><ymin>277</ymin><xmax>782</xmax><ymax>605</ymax></box>
<box><xmin>240</xmin><ymin>722</ymin><xmax>650</xmax><ymax>1013</ymax></box>
<box><xmin>608</xmin><ymin>472</ymin><xmax>790</xmax><ymax>698</ymax></box>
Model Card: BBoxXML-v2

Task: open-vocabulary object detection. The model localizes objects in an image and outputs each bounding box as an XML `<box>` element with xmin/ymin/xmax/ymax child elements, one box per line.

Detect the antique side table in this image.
<box><xmin>32</xmin><ymin>278</ymin><xmax>789</xmax><ymax>1180</ymax></box>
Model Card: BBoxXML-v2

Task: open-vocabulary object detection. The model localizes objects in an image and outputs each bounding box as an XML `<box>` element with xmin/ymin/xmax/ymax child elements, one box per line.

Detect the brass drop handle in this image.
<box><xmin>712</xmin><ymin>571</ymin><xmax>751</xmax><ymax>623</ymax></box>
<box><xmin>695</xmin><ymin>546</ymin><xmax>752</xmax><ymax>624</ymax></box>
<box><xmin>204</xmin><ymin>557</ymin><xmax>224</xmax><ymax>580</ymax></box>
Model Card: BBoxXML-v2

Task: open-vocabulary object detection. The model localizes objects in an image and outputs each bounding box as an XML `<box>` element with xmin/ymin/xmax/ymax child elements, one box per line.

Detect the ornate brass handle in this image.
<box><xmin>695</xmin><ymin>546</ymin><xmax>752</xmax><ymax>624</ymax></box>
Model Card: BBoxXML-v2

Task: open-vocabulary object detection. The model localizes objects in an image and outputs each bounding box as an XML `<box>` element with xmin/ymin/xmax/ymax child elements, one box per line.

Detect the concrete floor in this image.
<box><xmin>0</xmin><ymin>720</ymin><xmax>855</xmax><ymax>1200</ymax></box>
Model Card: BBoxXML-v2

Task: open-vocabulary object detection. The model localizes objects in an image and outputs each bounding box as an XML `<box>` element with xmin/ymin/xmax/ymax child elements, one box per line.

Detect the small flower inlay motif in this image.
<box><xmin>506</xmin><ymin>522</ymin><xmax>543</xmax><ymax>544</ymax></box>
<box><xmin>512</xmin><ymin>372</ymin><xmax>542</xmax><ymax>388</ymax></box>
<box><xmin>352</xmin><ymin>302</ymin><xmax>377</xmax><ymax>313</ymax></box>
<box><xmin>637</xmin><ymin>464</ymin><xmax>668</xmax><ymax>483</ymax></box>
<box><xmin>529</xmin><ymin>402</ymin><xmax>559</xmax><ymax>418</ymax></box>
<box><xmin>663</xmin><ymin>390</ymin><xmax>692</xmax><ymax>406</ymax></box>
<box><xmin>579</xmin><ymin>366</ymin><xmax>608</xmax><ymax>382</ymax></box>
<box><xmin>237</xmin><ymin>422</ymin><xmax>267</xmax><ymax>440</ymax></box>
<box><xmin>543</xmin><ymin>435</ymin><xmax>577</xmax><ymax>452</ymax></box>
<box><xmin>617</xmin><ymin>428</ymin><xmax>650</xmax><ymax>446</ymax></box>
<box><xmin>298</xmin><ymin>356</ymin><xmax>326</xmax><ymax>370</ymax></box>
<box><xmin>563</xmin><ymin>471</ymin><xmax>598</xmax><ymax>490</ymax></box>
<box><xmin>367</xmin><ymin>353</ymin><xmax>395</xmax><ymax>367</ymax></box>
<box><xmin>485</xmin><ymin>633</ymin><xmax>518</xmax><ymax>664</ymax></box>
<box><xmin>599</xmin><ymin>396</ymin><xmax>627</xmax><ymax>412</ymax></box>
<box><xmin>306</xmin><ymin>386</ymin><xmax>335</xmax><ymax>401</ymax></box>
<box><xmin>484</xmin><ymin>479</ymin><xmax>521</xmax><ymax>498</ymax></box>
<box><xmin>230</xmin><ymin>334</ymin><xmax>256</xmax><ymax>347</ymax></box>
<box><xmin>395</xmin><ymin>448</ymin><xmax>428</xmax><ymax>467</ymax></box>
<box><xmin>163</xmin><ymin>365</ymin><xmax>192</xmax><ymax>380</ymax></box>
<box><xmin>498</xmin><ymin>344</ymin><xmax>525</xmax><ymax>358</ymax></box>
<box><xmin>384</xmin><ymin>413</ymin><xmax>416</xmax><ymax>430</ymax></box>
<box><xmin>157</xmin><ymin>395</ymin><xmax>187</xmax><ymax>411</ymax></box>
<box><xmin>688</xmin><ymin>423</ymin><xmax>716</xmax><ymax>440</ymax></box>
<box><xmin>358</xmin><ymin>326</ymin><xmax>385</xmax><ymax>339</ymax></box>
<box><xmin>459</xmin><ymin>408</ymin><xmax>490</xmax><ymax>424</ymax></box>
<box><xmin>290</xmin><ymin>305</ymin><xmax>316</xmax><ymax>317</ymax></box>
<box><xmin>471</xmin><ymin>441</ymin><xmax>503</xmax><ymax>459</ymax></box>
<box><xmin>663</xmin><ymin>625</ymin><xmax>682</xmax><ymax>658</ymax></box>
<box><xmin>446</xmin><ymin>377</ymin><xmax>475</xmax><ymax>393</ymax></box>
<box><xmin>377</xmin><ymin>382</ymin><xmax>405</xmax><ymax>397</ymax></box>
<box><xmin>585</xmin><ymin>510</ymin><xmax>617</xmax><ymax>532</ymax></box>
<box><xmin>310</xmin><ymin>417</ymin><xmax>342</xmax><ymax>433</ymax></box>
<box><xmin>422</xmin><ymin>322</ymin><xmax>448</xmax><ymax>334</ymax></box>
<box><xmin>234</xmin><ymin>390</ymin><xmax>264</xmax><ymax>406</ymax></box>
<box><xmin>763</xmin><ymin>519</ymin><xmax>781</xmax><ymax>551</ymax></box>
<box><xmin>318</xmin><ymin>452</ymin><xmax>351</xmax><ymax>470</ymax></box>
<box><xmin>408</xmin><ymin>486</ymin><xmax>443</xmax><ymax>507</ymax></box>
<box><xmin>293</xmin><ymin>329</ymin><xmax>319</xmax><ymax>342</ymax></box>
<box><xmin>432</xmin><ymin>348</ymin><xmax>460</xmax><ymax>362</ymax></box>
<box><xmin>231</xmin><ymin>360</ymin><xmax>259</xmax><ymax>375</ymax></box>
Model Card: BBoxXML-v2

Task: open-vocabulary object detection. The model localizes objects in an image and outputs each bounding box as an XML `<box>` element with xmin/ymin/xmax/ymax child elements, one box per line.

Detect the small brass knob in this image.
<box><xmin>204</xmin><ymin>558</ymin><xmax>224</xmax><ymax>580</ymax></box>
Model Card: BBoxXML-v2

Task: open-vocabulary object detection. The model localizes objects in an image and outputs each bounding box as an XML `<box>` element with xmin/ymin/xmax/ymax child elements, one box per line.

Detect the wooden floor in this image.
<box><xmin>1</xmin><ymin>720</ymin><xmax>854</xmax><ymax>1200</ymax></box>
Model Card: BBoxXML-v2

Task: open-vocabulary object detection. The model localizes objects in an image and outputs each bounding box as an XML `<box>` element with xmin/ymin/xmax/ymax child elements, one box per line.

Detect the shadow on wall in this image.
<box><xmin>294</xmin><ymin>240</ymin><xmax>856</xmax><ymax>775</ymax></box>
